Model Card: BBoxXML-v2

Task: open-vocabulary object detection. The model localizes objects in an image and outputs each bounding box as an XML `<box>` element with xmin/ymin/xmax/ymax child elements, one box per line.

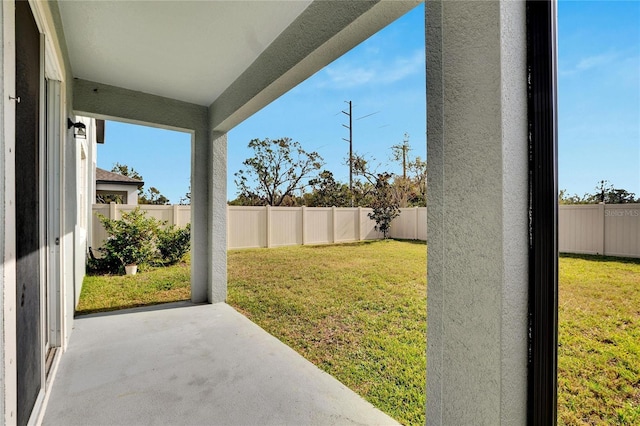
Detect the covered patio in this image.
<box><xmin>2</xmin><ymin>0</ymin><xmax>559</xmax><ymax>424</ymax></box>
<box><xmin>42</xmin><ymin>302</ymin><xmax>396</xmax><ymax>425</ymax></box>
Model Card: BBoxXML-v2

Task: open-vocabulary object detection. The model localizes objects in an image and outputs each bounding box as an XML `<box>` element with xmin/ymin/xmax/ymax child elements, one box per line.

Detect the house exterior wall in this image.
<box><xmin>1</xmin><ymin>1</ymin><xmax>95</xmax><ymax>422</ymax></box>
<box><xmin>38</xmin><ymin>0</ymin><xmax>89</xmax><ymax>355</ymax></box>
<box><xmin>73</xmin><ymin>117</ymin><xmax>96</xmax><ymax>308</ymax></box>
<box><xmin>95</xmin><ymin>183</ymin><xmax>139</xmax><ymax>205</ymax></box>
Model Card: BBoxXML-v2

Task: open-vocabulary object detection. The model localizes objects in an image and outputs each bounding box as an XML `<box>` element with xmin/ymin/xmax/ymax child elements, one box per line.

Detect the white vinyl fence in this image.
<box><xmin>559</xmin><ymin>204</ymin><xmax>640</xmax><ymax>258</ymax></box>
<box><xmin>92</xmin><ymin>204</ymin><xmax>639</xmax><ymax>258</ymax></box>
<box><xmin>91</xmin><ymin>205</ymin><xmax>428</xmax><ymax>250</ymax></box>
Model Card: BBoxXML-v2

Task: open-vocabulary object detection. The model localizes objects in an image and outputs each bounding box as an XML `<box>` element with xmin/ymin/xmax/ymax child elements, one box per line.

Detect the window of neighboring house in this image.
<box><xmin>96</xmin><ymin>190</ymin><xmax>127</xmax><ymax>204</ymax></box>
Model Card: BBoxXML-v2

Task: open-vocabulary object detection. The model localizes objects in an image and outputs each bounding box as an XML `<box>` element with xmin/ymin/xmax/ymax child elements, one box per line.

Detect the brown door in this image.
<box><xmin>15</xmin><ymin>1</ymin><xmax>42</xmax><ymax>424</ymax></box>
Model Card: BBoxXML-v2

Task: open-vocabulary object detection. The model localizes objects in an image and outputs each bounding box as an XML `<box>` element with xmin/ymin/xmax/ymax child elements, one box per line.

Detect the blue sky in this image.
<box><xmin>558</xmin><ymin>0</ymin><xmax>639</xmax><ymax>198</ymax></box>
<box><xmin>98</xmin><ymin>1</ymin><xmax>639</xmax><ymax>204</ymax></box>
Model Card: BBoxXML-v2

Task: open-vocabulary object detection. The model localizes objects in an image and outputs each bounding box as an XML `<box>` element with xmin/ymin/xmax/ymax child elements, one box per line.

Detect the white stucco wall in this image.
<box><xmin>73</xmin><ymin>117</ymin><xmax>97</xmax><ymax>308</ymax></box>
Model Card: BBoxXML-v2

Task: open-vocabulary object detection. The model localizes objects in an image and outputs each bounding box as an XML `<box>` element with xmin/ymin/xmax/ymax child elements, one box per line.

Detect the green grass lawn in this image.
<box><xmin>558</xmin><ymin>253</ymin><xmax>640</xmax><ymax>425</ymax></box>
<box><xmin>227</xmin><ymin>240</ymin><xmax>426</xmax><ymax>426</ymax></box>
<box><xmin>78</xmin><ymin>242</ymin><xmax>640</xmax><ymax>425</ymax></box>
<box><xmin>77</xmin><ymin>256</ymin><xmax>191</xmax><ymax>314</ymax></box>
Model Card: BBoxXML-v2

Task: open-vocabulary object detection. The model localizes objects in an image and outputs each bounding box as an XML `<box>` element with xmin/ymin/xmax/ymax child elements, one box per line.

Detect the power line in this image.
<box><xmin>356</xmin><ymin>111</ymin><xmax>379</xmax><ymax>120</ymax></box>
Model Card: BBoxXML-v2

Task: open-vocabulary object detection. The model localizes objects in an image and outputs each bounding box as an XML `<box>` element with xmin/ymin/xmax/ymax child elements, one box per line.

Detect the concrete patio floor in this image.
<box><xmin>41</xmin><ymin>302</ymin><xmax>398</xmax><ymax>425</ymax></box>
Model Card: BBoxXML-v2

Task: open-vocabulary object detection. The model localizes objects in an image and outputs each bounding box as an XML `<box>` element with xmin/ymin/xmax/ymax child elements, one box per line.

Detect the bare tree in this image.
<box><xmin>234</xmin><ymin>137</ymin><xmax>323</xmax><ymax>206</ymax></box>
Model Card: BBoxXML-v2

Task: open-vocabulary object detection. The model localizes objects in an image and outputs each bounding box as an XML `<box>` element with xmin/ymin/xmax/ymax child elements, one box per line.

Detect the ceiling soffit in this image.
<box><xmin>58</xmin><ymin>1</ymin><xmax>312</xmax><ymax>106</ymax></box>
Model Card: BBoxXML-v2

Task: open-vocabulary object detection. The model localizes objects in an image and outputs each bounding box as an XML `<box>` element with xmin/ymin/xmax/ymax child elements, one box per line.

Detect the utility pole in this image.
<box><xmin>340</xmin><ymin>102</ymin><xmax>379</xmax><ymax>206</ymax></box>
<box><xmin>401</xmin><ymin>133</ymin><xmax>409</xmax><ymax>179</ymax></box>
<box><xmin>389</xmin><ymin>132</ymin><xmax>411</xmax><ymax>208</ymax></box>
<box><xmin>392</xmin><ymin>132</ymin><xmax>410</xmax><ymax>179</ymax></box>
<box><xmin>342</xmin><ymin>101</ymin><xmax>353</xmax><ymax>202</ymax></box>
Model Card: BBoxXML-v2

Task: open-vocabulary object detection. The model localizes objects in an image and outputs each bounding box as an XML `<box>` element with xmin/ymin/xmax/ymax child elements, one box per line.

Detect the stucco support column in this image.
<box><xmin>208</xmin><ymin>132</ymin><xmax>227</xmax><ymax>303</ymax></box>
<box><xmin>190</xmin><ymin>128</ymin><xmax>227</xmax><ymax>304</ymax></box>
<box><xmin>190</xmin><ymin>127</ymin><xmax>209</xmax><ymax>303</ymax></box>
<box><xmin>426</xmin><ymin>1</ymin><xmax>528</xmax><ymax>424</ymax></box>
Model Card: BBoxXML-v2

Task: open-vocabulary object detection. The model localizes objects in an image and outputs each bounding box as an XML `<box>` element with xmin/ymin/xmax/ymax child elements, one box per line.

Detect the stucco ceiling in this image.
<box><xmin>58</xmin><ymin>1</ymin><xmax>313</xmax><ymax>106</ymax></box>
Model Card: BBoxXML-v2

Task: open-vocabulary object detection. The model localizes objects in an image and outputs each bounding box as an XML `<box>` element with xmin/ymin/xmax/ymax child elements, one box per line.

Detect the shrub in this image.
<box><xmin>157</xmin><ymin>223</ymin><xmax>191</xmax><ymax>265</ymax></box>
<box><xmin>87</xmin><ymin>247</ymin><xmax>121</xmax><ymax>275</ymax></box>
<box><xmin>90</xmin><ymin>208</ymin><xmax>191</xmax><ymax>274</ymax></box>
<box><xmin>97</xmin><ymin>208</ymin><xmax>161</xmax><ymax>272</ymax></box>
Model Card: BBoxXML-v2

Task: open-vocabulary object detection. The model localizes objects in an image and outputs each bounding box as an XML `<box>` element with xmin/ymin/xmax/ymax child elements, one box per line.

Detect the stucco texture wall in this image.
<box><xmin>426</xmin><ymin>1</ymin><xmax>528</xmax><ymax>423</ymax></box>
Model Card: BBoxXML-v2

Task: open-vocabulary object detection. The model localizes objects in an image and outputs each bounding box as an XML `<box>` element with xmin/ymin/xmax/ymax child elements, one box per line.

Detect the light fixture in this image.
<box><xmin>67</xmin><ymin>118</ymin><xmax>87</xmax><ymax>139</ymax></box>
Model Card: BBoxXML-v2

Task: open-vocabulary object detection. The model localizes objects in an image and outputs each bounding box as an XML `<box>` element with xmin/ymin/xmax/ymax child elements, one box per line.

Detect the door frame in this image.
<box><xmin>21</xmin><ymin>1</ymin><xmax>65</xmax><ymax>423</ymax></box>
<box><xmin>44</xmin><ymin>79</ymin><xmax>63</xmax><ymax>353</ymax></box>
<box><xmin>2</xmin><ymin>0</ymin><xmax>18</xmax><ymax>422</ymax></box>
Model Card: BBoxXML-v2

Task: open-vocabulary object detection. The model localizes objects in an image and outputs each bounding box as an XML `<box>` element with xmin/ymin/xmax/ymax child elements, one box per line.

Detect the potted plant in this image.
<box><xmin>120</xmin><ymin>244</ymin><xmax>146</xmax><ymax>275</ymax></box>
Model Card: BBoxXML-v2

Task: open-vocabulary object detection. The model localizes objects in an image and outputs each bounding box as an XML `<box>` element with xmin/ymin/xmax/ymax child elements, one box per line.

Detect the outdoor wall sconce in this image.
<box><xmin>67</xmin><ymin>118</ymin><xmax>87</xmax><ymax>139</ymax></box>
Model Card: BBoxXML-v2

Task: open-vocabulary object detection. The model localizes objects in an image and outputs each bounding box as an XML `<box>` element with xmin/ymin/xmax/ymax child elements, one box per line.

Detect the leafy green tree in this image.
<box><xmin>111</xmin><ymin>162</ymin><xmax>170</xmax><ymax>204</ymax></box>
<box><xmin>306</xmin><ymin>170</ymin><xmax>351</xmax><ymax>207</ymax></box>
<box><xmin>350</xmin><ymin>153</ymin><xmax>380</xmax><ymax>207</ymax></box>
<box><xmin>179</xmin><ymin>186</ymin><xmax>191</xmax><ymax>205</ymax></box>
<box><xmin>558</xmin><ymin>189</ymin><xmax>590</xmax><ymax>205</ymax></box>
<box><xmin>228</xmin><ymin>193</ymin><xmax>267</xmax><ymax>206</ymax></box>
<box><xmin>389</xmin><ymin>135</ymin><xmax>426</xmax><ymax>207</ymax></box>
<box><xmin>406</xmin><ymin>156</ymin><xmax>427</xmax><ymax>207</ymax></box>
<box><xmin>603</xmin><ymin>188</ymin><xmax>638</xmax><ymax>204</ymax></box>
<box><xmin>111</xmin><ymin>162</ymin><xmax>144</xmax><ymax>181</ymax></box>
<box><xmin>589</xmin><ymin>180</ymin><xmax>638</xmax><ymax>204</ymax></box>
<box><xmin>368</xmin><ymin>173</ymin><xmax>400</xmax><ymax>238</ymax></box>
<box><xmin>559</xmin><ymin>180</ymin><xmax>638</xmax><ymax>204</ymax></box>
<box><xmin>96</xmin><ymin>193</ymin><xmax>124</xmax><ymax>204</ymax></box>
<box><xmin>112</xmin><ymin>163</ymin><xmax>144</xmax><ymax>196</ymax></box>
<box><xmin>140</xmin><ymin>187</ymin><xmax>170</xmax><ymax>205</ymax></box>
<box><xmin>234</xmin><ymin>137</ymin><xmax>323</xmax><ymax>206</ymax></box>
<box><xmin>348</xmin><ymin>149</ymin><xmax>427</xmax><ymax>208</ymax></box>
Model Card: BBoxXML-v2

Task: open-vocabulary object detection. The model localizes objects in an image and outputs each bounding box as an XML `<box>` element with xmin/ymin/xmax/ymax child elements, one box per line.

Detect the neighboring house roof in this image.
<box><xmin>96</xmin><ymin>167</ymin><xmax>144</xmax><ymax>188</ymax></box>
